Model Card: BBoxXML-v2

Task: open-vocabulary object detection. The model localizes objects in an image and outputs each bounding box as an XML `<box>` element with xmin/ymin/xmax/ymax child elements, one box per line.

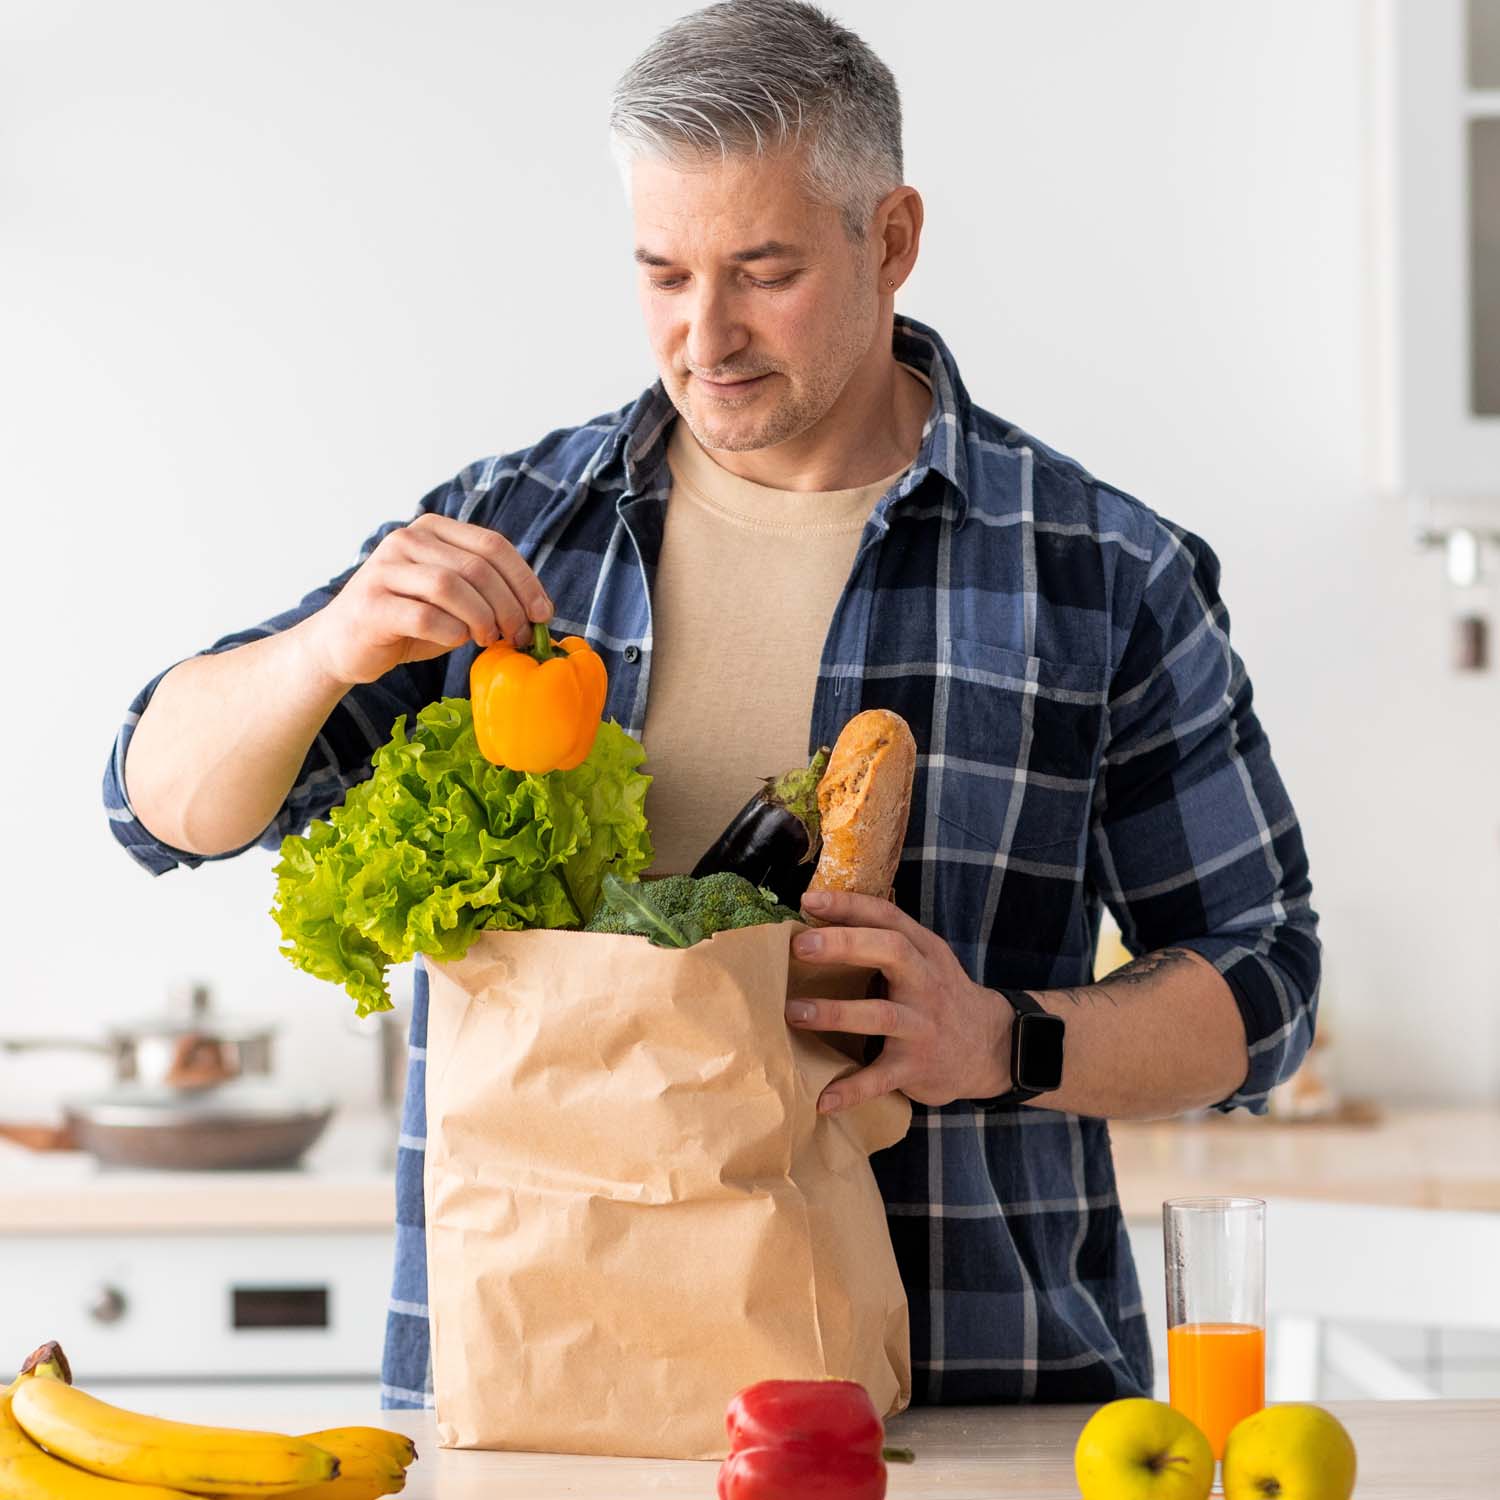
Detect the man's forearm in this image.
<box><xmin>124</xmin><ymin>620</ymin><xmax>351</xmax><ymax>857</ymax></box>
<box><xmin>1020</xmin><ymin>948</ymin><xmax>1248</xmax><ymax>1120</ymax></box>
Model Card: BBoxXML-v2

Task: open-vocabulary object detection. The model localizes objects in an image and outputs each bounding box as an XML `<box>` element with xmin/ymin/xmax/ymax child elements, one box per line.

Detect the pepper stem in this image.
<box><xmin>529</xmin><ymin>621</ymin><xmax>558</xmax><ymax>661</ymax></box>
<box><xmin>881</xmin><ymin>1445</ymin><xmax>916</xmax><ymax>1464</ymax></box>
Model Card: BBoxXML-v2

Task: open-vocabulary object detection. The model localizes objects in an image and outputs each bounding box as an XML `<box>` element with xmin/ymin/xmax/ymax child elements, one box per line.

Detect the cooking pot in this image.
<box><xmin>62</xmin><ymin>1083</ymin><xmax>334</xmax><ymax>1170</ymax></box>
<box><xmin>0</xmin><ymin>983</ymin><xmax>273</xmax><ymax>1090</ymax></box>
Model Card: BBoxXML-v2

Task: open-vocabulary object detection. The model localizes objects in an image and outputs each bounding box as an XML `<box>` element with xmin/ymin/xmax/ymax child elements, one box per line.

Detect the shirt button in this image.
<box><xmin>623</xmin><ymin>644</ymin><xmax>641</xmax><ymax>664</ymax></box>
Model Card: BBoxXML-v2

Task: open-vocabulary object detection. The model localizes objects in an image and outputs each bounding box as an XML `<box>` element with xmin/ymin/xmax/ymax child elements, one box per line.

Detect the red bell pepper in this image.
<box><xmin>717</xmin><ymin>1379</ymin><xmax>916</xmax><ymax>1500</ymax></box>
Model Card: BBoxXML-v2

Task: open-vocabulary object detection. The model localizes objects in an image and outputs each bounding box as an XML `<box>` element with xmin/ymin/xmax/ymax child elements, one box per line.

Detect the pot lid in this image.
<box><xmin>105</xmin><ymin>982</ymin><xmax>275</xmax><ymax>1045</ymax></box>
<box><xmin>103</xmin><ymin>1015</ymin><xmax>274</xmax><ymax>1044</ymax></box>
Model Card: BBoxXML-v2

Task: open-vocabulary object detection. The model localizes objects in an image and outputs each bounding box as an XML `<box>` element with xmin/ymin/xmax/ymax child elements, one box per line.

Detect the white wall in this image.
<box><xmin>2</xmin><ymin>0</ymin><xmax>1495</xmax><ymax>1114</ymax></box>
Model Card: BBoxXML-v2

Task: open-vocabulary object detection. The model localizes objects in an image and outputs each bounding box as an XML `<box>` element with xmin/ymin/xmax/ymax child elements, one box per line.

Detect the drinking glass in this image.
<box><xmin>1164</xmin><ymin>1196</ymin><xmax>1266</xmax><ymax>1483</ymax></box>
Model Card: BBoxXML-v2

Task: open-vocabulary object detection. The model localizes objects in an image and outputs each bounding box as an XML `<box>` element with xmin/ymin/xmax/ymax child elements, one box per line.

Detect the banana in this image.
<box><xmin>275</xmin><ymin>1431</ymin><xmax>407</xmax><ymax>1498</ymax></box>
<box><xmin>272</xmin><ymin>1461</ymin><xmax>406</xmax><ymax>1500</ymax></box>
<box><xmin>9</xmin><ymin>1376</ymin><xmax>338</xmax><ymax>1495</ymax></box>
<box><xmin>271</xmin><ymin>1481</ymin><xmax>402</xmax><ymax>1500</ymax></box>
<box><xmin>299</xmin><ymin>1427</ymin><xmax>416</xmax><ymax>1471</ymax></box>
<box><xmin>0</xmin><ymin>1379</ymin><xmax>198</xmax><ymax>1500</ymax></box>
<box><xmin>300</xmin><ymin>1426</ymin><xmax>415</xmax><ymax>1470</ymax></box>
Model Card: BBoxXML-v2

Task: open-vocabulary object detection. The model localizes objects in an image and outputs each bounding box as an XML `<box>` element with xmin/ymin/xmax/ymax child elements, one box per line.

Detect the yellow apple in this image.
<box><xmin>1222</xmin><ymin>1403</ymin><xmax>1357</xmax><ymax>1500</ymax></box>
<box><xmin>1075</xmin><ymin>1397</ymin><xmax>1215</xmax><ymax>1500</ymax></box>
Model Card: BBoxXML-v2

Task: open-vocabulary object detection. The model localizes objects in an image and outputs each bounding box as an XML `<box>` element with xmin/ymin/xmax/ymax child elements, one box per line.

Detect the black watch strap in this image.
<box><xmin>972</xmin><ymin>987</ymin><xmax>1064</xmax><ymax>1109</ymax></box>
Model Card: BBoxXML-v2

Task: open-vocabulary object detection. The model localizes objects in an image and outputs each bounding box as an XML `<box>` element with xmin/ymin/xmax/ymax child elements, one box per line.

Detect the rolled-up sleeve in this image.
<box><xmin>1087</xmin><ymin>518</ymin><xmax>1320</xmax><ymax>1114</ymax></box>
<box><xmin>103</xmin><ymin>472</ymin><xmax>475</xmax><ymax>876</ymax></box>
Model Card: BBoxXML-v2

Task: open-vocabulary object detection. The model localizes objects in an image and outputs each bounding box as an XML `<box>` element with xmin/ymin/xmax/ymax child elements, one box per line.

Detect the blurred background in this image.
<box><xmin>1</xmin><ymin>0</ymin><xmax>1497</xmax><ymax>1418</ymax></box>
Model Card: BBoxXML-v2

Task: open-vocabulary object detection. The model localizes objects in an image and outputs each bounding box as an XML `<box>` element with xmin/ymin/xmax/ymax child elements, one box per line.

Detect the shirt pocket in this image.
<box><xmin>930</xmin><ymin>636</ymin><xmax>1111</xmax><ymax>860</ymax></box>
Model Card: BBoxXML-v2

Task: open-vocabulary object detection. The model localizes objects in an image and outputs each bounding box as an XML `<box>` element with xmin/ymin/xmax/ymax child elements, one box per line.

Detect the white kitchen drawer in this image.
<box><xmin>1125</xmin><ymin>1217</ymin><xmax>1170</xmax><ymax>1400</ymax></box>
<box><xmin>86</xmin><ymin>1380</ymin><xmax>384</xmax><ymax>1428</ymax></box>
<box><xmin>0</xmin><ymin>1231</ymin><xmax>394</xmax><ymax>1379</ymax></box>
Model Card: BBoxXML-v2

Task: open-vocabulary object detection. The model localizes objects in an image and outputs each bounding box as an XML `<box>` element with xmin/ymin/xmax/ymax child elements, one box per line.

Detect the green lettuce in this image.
<box><xmin>270</xmin><ymin>698</ymin><xmax>653</xmax><ymax>1015</ymax></box>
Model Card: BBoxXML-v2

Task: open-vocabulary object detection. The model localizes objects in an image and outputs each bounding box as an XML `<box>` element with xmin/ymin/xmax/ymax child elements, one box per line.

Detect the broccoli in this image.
<box><xmin>585</xmin><ymin>871</ymin><xmax>797</xmax><ymax>946</ymax></box>
<box><xmin>687</xmin><ymin>870</ymin><xmax>797</xmax><ymax>932</ymax></box>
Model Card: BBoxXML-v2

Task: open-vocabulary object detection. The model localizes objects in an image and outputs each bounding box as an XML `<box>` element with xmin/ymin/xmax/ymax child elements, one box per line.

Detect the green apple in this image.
<box><xmin>1075</xmin><ymin>1397</ymin><xmax>1215</xmax><ymax>1500</ymax></box>
<box><xmin>1222</xmin><ymin>1403</ymin><xmax>1357</xmax><ymax>1500</ymax></box>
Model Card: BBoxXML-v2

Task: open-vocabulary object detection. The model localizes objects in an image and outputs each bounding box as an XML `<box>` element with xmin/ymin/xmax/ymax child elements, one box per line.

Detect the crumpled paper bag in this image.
<box><xmin>423</xmin><ymin>919</ymin><xmax>912</xmax><ymax>1459</ymax></box>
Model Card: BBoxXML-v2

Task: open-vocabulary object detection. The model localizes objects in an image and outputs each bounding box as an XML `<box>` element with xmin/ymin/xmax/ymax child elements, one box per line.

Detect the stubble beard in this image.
<box><xmin>675</xmin><ymin>275</ymin><xmax>879</xmax><ymax>456</ymax></box>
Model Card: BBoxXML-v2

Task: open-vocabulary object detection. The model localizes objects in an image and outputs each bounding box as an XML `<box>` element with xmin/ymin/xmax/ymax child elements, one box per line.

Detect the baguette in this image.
<box><xmin>806</xmin><ymin>708</ymin><xmax>916</xmax><ymax>900</ymax></box>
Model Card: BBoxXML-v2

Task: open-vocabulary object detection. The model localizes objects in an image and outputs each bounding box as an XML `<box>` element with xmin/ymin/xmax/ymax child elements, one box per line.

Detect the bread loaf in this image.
<box><xmin>806</xmin><ymin>709</ymin><xmax>916</xmax><ymax>900</ymax></box>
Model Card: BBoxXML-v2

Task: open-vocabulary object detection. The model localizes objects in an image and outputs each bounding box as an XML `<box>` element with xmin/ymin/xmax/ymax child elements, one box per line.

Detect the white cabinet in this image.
<box><xmin>83</xmin><ymin>1381</ymin><xmax>384</xmax><ymax>1428</ymax></box>
<box><xmin>0</xmin><ymin>1229</ymin><xmax>393</xmax><ymax>1381</ymax></box>
<box><xmin>1125</xmin><ymin>1217</ymin><xmax>1170</xmax><ymax>1401</ymax></box>
<box><xmin>1371</xmin><ymin>0</ymin><xmax>1500</xmax><ymax>496</ymax></box>
<box><xmin>1126</xmin><ymin>1205</ymin><xmax>1500</xmax><ymax>1401</ymax></box>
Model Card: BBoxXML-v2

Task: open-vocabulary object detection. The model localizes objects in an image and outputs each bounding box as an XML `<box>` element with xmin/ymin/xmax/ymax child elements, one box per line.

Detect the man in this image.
<box><xmin>107</xmin><ymin>0</ymin><xmax>1318</xmax><ymax>1408</ymax></box>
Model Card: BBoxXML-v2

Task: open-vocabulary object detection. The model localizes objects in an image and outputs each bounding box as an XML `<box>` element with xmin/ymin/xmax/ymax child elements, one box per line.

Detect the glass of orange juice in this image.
<box><xmin>1164</xmin><ymin>1196</ymin><xmax>1265</xmax><ymax>1487</ymax></box>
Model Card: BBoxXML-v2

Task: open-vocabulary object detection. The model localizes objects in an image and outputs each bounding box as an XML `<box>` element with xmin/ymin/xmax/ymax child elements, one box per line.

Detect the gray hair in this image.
<box><xmin>608</xmin><ymin>0</ymin><xmax>904</xmax><ymax>245</ymax></box>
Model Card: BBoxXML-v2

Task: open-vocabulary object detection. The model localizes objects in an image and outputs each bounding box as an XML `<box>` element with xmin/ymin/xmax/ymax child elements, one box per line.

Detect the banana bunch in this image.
<box><xmin>0</xmin><ymin>1342</ymin><xmax>416</xmax><ymax>1500</ymax></box>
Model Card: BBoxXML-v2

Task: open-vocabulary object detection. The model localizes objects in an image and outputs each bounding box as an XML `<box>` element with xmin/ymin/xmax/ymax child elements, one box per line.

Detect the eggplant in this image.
<box><xmin>691</xmin><ymin>746</ymin><xmax>831</xmax><ymax>908</ymax></box>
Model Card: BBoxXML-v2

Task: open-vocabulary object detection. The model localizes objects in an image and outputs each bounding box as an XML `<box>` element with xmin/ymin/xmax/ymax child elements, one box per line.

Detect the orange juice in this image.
<box><xmin>1167</xmin><ymin>1321</ymin><xmax>1265</xmax><ymax>1460</ymax></box>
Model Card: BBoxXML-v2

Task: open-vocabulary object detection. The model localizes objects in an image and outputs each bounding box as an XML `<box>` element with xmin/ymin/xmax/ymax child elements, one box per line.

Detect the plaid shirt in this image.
<box><xmin>104</xmin><ymin>313</ymin><xmax>1319</xmax><ymax>1409</ymax></box>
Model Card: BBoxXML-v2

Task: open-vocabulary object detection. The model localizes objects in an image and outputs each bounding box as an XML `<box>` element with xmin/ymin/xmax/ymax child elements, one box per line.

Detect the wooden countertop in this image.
<box><xmin>359</xmin><ymin>1401</ymin><xmax>1497</xmax><ymax>1496</ymax></box>
<box><xmin>1109</xmin><ymin>1106</ymin><xmax>1500</xmax><ymax>1216</ymax></box>
<box><xmin>0</xmin><ymin>1110</ymin><xmax>396</xmax><ymax>1233</ymax></box>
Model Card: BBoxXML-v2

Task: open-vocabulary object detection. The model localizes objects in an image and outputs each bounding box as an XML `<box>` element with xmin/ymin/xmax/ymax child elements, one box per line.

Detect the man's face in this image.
<box><xmin>631</xmin><ymin>149</ymin><xmax>879</xmax><ymax>454</ymax></box>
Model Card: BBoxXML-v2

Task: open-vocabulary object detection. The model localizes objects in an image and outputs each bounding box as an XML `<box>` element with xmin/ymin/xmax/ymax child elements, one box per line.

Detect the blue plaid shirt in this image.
<box><xmin>104</xmin><ymin>314</ymin><xmax>1318</xmax><ymax>1409</ymax></box>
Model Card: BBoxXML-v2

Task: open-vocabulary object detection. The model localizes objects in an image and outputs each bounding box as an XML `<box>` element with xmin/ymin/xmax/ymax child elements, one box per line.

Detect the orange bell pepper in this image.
<box><xmin>469</xmin><ymin>623</ymin><xmax>608</xmax><ymax>773</ymax></box>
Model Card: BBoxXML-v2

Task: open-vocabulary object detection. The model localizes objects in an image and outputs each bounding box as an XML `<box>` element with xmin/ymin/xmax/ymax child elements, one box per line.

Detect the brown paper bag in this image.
<box><xmin>423</xmin><ymin>920</ymin><xmax>912</xmax><ymax>1459</ymax></box>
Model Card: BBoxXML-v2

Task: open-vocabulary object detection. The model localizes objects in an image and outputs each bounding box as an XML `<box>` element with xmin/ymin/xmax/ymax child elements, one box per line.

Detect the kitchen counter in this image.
<box><xmin>1110</xmin><ymin>1105</ymin><xmax>1500</xmax><ymax>1214</ymax></box>
<box><xmin>6</xmin><ymin>1105</ymin><xmax>1499</xmax><ymax>1232</ymax></box>
<box><xmin>341</xmin><ymin>1401</ymin><xmax>1497</xmax><ymax>1496</ymax></box>
<box><xmin>0</xmin><ymin>1109</ymin><xmax>396</xmax><ymax>1233</ymax></box>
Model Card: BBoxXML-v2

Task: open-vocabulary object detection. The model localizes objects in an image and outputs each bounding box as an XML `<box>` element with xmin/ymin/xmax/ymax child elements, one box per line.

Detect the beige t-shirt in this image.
<box><xmin>641</xmin><ymin>366</ymin><xmax>931</xmax><ymax>875</ymax></box>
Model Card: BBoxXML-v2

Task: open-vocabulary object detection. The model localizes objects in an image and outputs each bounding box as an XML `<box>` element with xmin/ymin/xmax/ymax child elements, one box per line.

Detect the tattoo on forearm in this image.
<box><xmin>1101</xmin><ymin>947</ymin><xmax>1197</xmax><ymax>987</ymax></box>
<box><xmin>1055</xmin><ymin>986</ymin><xmax>1095</xmax><ymax>1008</ymax></box>
<box><xmin>1096</xmin><ymin>946</ymin><xmax>1197</xmax><ymax>1007</ymax></box>
<box><xmin>1049</xmin><ymin>948</ymin><xmax>1198</xmax><ymax>1009</ymax></box>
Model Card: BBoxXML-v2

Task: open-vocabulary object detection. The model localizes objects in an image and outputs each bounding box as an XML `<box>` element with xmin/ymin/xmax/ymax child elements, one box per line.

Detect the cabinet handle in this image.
<box><xmin>88</xmin><ymin>1285</ymin><xmax>127</xmax><ymax>1325</ymax></box>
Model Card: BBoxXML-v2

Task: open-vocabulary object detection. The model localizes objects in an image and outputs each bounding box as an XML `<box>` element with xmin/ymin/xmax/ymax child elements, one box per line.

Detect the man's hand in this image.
<box><xmin>788</xmin><ymin>888</ymin><xmax>1011</xmax><ymax>1114</ymax></box>
<box><xmin>300</xmin><ymin>514</ymin><xmax>553</xmax><ymax>689</ymax></box>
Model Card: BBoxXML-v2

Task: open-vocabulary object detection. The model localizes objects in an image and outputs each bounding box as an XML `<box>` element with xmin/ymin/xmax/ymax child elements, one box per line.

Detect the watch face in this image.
<box><xmin>1015</xmin><ymin>1012</ymin><xmax>1066</xmax><ymax>1092</ymax></box>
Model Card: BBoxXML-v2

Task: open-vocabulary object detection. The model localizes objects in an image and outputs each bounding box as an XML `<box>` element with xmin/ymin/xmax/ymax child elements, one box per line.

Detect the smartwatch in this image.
<box><xmin>974</xmin><ymin>987</ymin><xmax>1066</xmax><ymax>1107</ymax></box>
